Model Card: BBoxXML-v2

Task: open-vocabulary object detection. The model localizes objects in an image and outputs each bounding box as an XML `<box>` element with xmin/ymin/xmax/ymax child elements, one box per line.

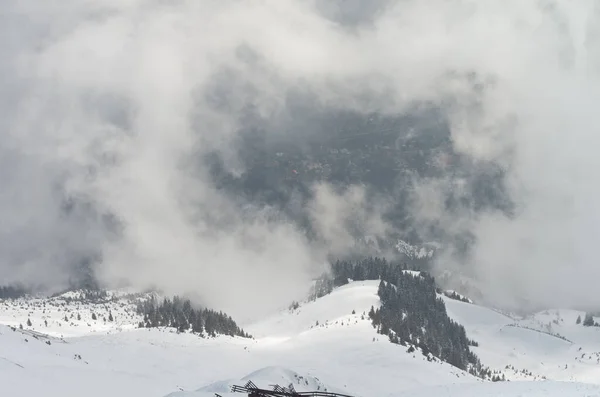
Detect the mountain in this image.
<box><xmin>1</xmin><ymin>278</ymin><xmax>600</xmax><ymax>396</ymax></box>
<box><xmin>207</xmin><ymin>104</ymin><xmax>511</xmax><ymax>259</ymax></box>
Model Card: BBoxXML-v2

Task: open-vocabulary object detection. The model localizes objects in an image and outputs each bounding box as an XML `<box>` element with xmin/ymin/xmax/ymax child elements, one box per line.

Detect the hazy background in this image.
<box><xmin>1</xmin><ymin>0</ymin><xmax>599</xmax><ymax>317</ymax></box>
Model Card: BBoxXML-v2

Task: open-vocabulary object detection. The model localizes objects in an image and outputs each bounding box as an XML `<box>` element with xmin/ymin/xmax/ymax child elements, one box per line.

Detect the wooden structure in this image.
<box><xmin>228</xmin><ymin>380</ymin><xmax>356</xmax><ymax>397</ymax></box>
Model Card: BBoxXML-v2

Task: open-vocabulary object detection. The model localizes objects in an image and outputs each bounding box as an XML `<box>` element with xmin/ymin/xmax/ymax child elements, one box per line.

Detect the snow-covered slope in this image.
<box><xmin>443</xmin><ymin>296</ymin><xmax>600</xmax><ymax>383</ymax></box>
<box><xmin>0</xmin><ymin>289</ymin><xmax>145</xmax><ymax>337</ymax></box>
<box><xmin>166</xmin><ymin>366</ymin><xmax>341</xmax><ymax>397</ymax></box>
<box><xmin>1</xmin><ymin>281</ymin><xmax>600</xmax><ymax>397</ymax></box>
<box><xmin>0</xmin><ymin>281</ymin><xmax>476</xmax><ymax>397</ymax></box>
<box><xmin>169</xmin><ymin>368</ymin><xmax>600</xmax><ymax>397</ymax></box>
<box><xmin>394</xmin><ymin>381</ymin><xmax>600</xmax><ymax>397</ymax></box>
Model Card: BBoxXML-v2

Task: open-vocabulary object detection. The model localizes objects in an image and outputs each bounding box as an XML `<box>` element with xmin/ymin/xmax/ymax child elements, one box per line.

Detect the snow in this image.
<box><xmin>249</xmin><ymin>281</ymin><xmax>380</xmax><ymax>338</ymax></box>
<box><xmin>443</xmin><ymin>296</ymin><xmax>600</xmax><ymax>383</ymax></box>
<box><xmin>0</xmin><ymin>281</ymin><xmax>599</xmax><ymax>396</ymax></box>
<box><xmin>0</xmin><ymin>289</ymin><xmax>146</xmax><ymax>337</ymax></box>
<box><xmin>395</xmin><ymin>240</ymin><xmax>435</xmax><ymax>259</ymax></box>
<box><xmin>394</xmin><ymin>381</ymin><xmax>600</xmax><ymax>397</ymax></box>
<box><xmin>168</xmin><ymin>366</ymin><xmax>342</xmax><ymax>397</ymax></box>
<box><xmin>442</xmin><ymin>290</ymin><xmax>473</xmax><ymax>304</ymax></box>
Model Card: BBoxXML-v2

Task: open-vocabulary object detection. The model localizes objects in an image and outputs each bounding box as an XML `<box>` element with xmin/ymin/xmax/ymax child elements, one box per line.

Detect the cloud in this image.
<box><xmin>308</xmin><ymin>183</ymin><xmax>391</xmax><ymax>257</ymax></box>
<box><xmin>0</xmin><ymin>0</ymin><xmax>391</xmax><ymax>318</ymax></box>
<box><xmin>394</xmin><ymin>1</ymin><xmax>600</xmax><ymax>311</ymax></box>
<box><xmin>2</xmin><ymin>0</ymin><xmax>599</xmax><ymax>315</ymax></box>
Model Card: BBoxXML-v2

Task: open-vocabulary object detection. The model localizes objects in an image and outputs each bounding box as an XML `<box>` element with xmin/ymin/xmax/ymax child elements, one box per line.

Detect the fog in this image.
<box><xmin>1</xmin><ymin>0</ymin><xmax>599</xmax><ymax>317</ymax></box>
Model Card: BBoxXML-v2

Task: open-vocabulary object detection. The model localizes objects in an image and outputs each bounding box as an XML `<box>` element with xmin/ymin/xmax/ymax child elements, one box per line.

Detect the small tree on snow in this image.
<box><xmin>27</xmin><ymin>318</ymin><xmax>32</xmax><ymax>327</ymax></box>
<box><xmin>91</xmin><ymin>313</ymin><xmax>97</xmax><ymax>320</ymax></box>
<box><xmin>584</xmin><ymin>313</ymin><xmax>595</xmax><ymax>327</ymax></box>
<box><xmin>576</xmin><ymin>315</ymin><xmax>582</xmax><ymax>324</ymax></box>
<box><xmin>108</xmin><ymin>312</ymin><xmax>114</xmax><ymax>322</ymax></box>
<box><xmin>368</xmin><ymin>306</ymin><xmax>376</xmax><ymax>319</ymax></box>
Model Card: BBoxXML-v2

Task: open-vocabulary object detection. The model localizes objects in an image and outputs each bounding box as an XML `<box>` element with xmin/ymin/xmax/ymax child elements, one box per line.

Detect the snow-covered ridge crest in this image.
<box><xmin>395</xmin><ymin>240</ymin><xmax>438</xmax><ymax>259</ymax></box>
<box><xmin>167</xmin><ymin>366</ymin><xmax>341</xmax><ymax>397</ymax></box>
<box><xmin>0</xmin><ymin>287</ymin><xmax>153</xmax><ymax>338</ymax></box>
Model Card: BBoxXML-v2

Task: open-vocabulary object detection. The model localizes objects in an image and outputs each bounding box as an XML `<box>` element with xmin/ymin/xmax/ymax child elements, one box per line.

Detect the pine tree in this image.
<box><xmin>92</xmin><ymin>312</ymin><xmax>97</xmax><ymax>320</ymax></box>
<box><xmin>77</xmin><ymin>313</ymin><xmax>81</xmax><ymax>321</ymax></box>
<box><xmin>576</xmin><ymin>315</ymin><xmax>582</xmax><ymax>324</ymax></box>
<box><xmin>584</xmin><ymin>313</ymin><xmax>595</xmax><ymax>327</ymax></box>
<box><xmin>108</xmin><ymin>312</ymin><xmax>114</xmax><ymax>322</ymax></box>
<box><xmin>134</xmin><ymin>295</ymin><xmax>249</xmax><ymax>338</ymax></box>
<box><xmin>27</xmin><ymin>318</ymin><xmax>32</xmax><ymax>327</ymax></box>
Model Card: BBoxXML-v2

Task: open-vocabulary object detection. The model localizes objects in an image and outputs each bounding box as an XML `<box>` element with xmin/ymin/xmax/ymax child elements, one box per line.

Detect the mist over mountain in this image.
<box><xmin>1</xmin><ymin>1</ymin><xmax>599</xmax><ymax>317</ymax></box>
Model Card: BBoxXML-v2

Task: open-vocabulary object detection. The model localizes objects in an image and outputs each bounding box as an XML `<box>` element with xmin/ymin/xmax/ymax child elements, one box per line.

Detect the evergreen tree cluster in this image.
<box><xmin>308</xmin><ymin>277</ymin><xmax>334</xmax><ymax>301</ymax></box>
<box><xmin>0</xmin><ymin>285</ymin><xmax>28</xmax><ymax>299</ymax></box>
<box><xmin>136</xmin><ymin>296</ymin><xmax>251</xmax><ymax>338</ymax></box>
<box><xmin>82</xmin><ymin>289</ymin><xmax>109</xmax><ymax>303</ymax></box>
<box><xmin>330</xmin><ymin>257</ymin><xmax>411</xmax><ymax>287</ymax></box>
<box><xmin>372</xmin><ymin>275</ymin><xmax>483</xmax><ymax>374</ymax></box>
<box><xmin>582</xmin><ymin>312</ymin><xmax>598</xmax><ymax>327</ymax></box>
<box><xmin>322</xmin><ymin>257</ymin><xmax>490</xmax><ymax>378</ymax></box>
<box><xmin>441</xmin><ymin>290</ymin><xmax>471</xmax><ymax>303</ymax></box>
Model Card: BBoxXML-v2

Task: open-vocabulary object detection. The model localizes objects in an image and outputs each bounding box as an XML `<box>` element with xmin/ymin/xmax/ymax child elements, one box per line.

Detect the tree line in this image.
<box><xmin>371</xmin><ymin>275</ymin><xmax>486</xmax><ymax>376</ymax></box>
<box><xmin>136</xmin><ymin>296</ymin><xmax>251</xmax><ymax>338</ymax></box>
<box><xmin>0</xmin><ymin>285</ymin><xmax>27</xmax><ymax>299</ymax></box>
<box><xmin>577</xmin><ymin>313</ymin><xmax>599</xmax><ymax>327</ymax></box>
<box><xmin>317</xmin><ymin>257</ymin><xmax>492</xmax><ymax>379</ymax></box>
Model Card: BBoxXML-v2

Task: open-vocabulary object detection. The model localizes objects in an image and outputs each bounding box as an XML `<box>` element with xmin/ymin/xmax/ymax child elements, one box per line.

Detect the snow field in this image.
<box><xmin>0</xmin><ymin>281</ymin><xmax>599</xmax><ymax>396</ymax></box>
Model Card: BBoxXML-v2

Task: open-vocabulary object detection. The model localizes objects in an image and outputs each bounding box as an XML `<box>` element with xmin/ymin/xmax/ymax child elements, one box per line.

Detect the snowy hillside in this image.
<box><xmin>168</xmin><ymin>368</ymin><xmax>600</xmax><ymax>397</ymax></box>
<box><xmin>0</xmin><ymin>289</ymin><xmax>146</xmax><ymax>337</ymax></box>
<box><xmin>443</xmin><ymin>296</ymin><xmax>600</xmax><ymax>383</ymax></box>
<box><xmin>167</xmin><ymin>366</ymin><xmax>343</xmax><ymax>397</ymax></box>
<box><xmin>1</xmin><ymin>281</ymin><xmax>600</xmax><ymax>397</ymax></box>
<box><xmin>0</xmin><ymin>281</ymin><xmax>476</xmax><ymax>397</ymax></box>
<box><xmin>394</xmin><ymin>381</ymin><xmax>600</xmax><ymax>397</ymax></box>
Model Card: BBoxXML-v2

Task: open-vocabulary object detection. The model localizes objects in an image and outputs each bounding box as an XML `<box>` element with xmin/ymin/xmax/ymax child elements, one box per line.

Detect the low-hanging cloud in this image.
<box><xmin>2</xmin><ymin>0</ymin><xmax>599</xmax><ymax>316</ymax></box>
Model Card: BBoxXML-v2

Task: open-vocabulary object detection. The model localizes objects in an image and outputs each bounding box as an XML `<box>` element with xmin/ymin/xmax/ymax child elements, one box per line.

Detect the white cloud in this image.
<box><xmin>2</xmin><ymin>0</ymin><xmax>600</xmax><ymax>315</ymax></box>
